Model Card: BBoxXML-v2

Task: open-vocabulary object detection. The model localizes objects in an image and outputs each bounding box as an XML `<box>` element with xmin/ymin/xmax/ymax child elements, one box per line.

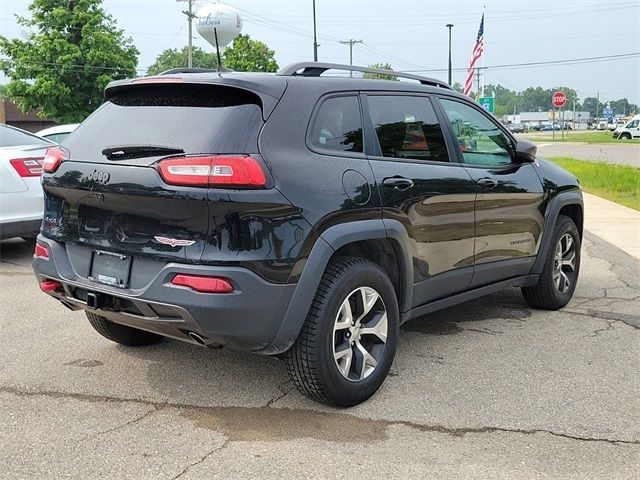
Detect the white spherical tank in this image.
<box><xmin>195</xmin><ymin>3</ymin><xmax>242</xmax><ymax>50</ymax></box>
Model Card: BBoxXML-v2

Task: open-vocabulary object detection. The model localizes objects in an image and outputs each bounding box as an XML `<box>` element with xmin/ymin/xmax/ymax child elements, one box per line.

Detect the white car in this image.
<box><xmin>36</xmin><ymin>123</ymin><xmax>79</xmax><ymax>144</ymax></box>
<box><xmin>0</xmin><ymin>125</ymin><xmax>54</xmax><ymax>240</ymax></box>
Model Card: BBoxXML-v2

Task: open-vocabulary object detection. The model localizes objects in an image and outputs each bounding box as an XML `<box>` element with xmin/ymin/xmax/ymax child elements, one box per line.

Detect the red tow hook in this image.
<box><xmin>40</xmin><ymin>280</ymin><xmax>63</xmax><ymax>293</ymax></box>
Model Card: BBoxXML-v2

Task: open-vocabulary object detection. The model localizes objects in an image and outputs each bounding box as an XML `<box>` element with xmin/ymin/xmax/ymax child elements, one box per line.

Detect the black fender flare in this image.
<box><xmin>259</xmin><ymin>219</ymin><xmax>413</xmax><ymax>354</ymax></box>
<box><xmin>531</xmin><ymin>190</ymin><xmax>583</xmax><ymax>275</ymax></box>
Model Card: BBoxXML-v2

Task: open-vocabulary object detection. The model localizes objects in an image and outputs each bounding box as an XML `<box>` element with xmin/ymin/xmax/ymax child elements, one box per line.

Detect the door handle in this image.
<box><xmin>476</xmin><ymin>177</ymin><xmax>499</xmax><ymax>189</ymax></box>
<box><xmin>383</xmin><ymin>177</ymin><xmax>414</xmax><ymax>191</ymax></box>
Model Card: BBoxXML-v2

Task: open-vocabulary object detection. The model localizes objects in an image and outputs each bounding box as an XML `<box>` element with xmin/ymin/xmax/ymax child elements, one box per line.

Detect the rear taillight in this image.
<box><xmin>158</xmin><ymin>156</ymin><xmax>267</xmax><ymax>188</ymax></box>
<box><xmin>10</xmin><ymin>157</ymin><xmax>44</xmax><ymax>177</ymax></box>
<box><xmin>34</xmin><ymin>243</ymin><xmax>49</xmax><ymax>260</ymax></box>
<box><xmin>43</xmin><ymin>146</ymin><xmax>68</xmax><ymax>173</ymax></box>
<box><xmin>171</xmin><ymin>274</ymin><xmax>234</xmax><ymax>293</ymax></box>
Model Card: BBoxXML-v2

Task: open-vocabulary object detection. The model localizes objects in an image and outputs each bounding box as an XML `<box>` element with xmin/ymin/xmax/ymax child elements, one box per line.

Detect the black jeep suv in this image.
<box><xmin>33</xmin><ymin>63</ymin><xmax>583</xmax><ymax>406</ymax></box>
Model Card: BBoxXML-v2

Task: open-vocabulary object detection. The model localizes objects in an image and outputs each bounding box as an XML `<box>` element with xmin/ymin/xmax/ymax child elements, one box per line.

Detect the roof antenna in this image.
<box><xmin>214</xmin><ymin>27</ymin><xmax>223</xmax><ymax>72</ymax></box>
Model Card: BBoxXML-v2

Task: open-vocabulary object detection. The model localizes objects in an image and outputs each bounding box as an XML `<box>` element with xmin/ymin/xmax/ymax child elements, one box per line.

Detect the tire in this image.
<box><xmin>522</xmin><ymin>215</ymin><xmax>581</xmax><ymax>310</ymax></box>
<box><xmin>284</xmin><ymin>256</ymin><xmax>399</xmax><ymax>407</ymax></box>
<box><xmin>86</xmin><ymin>312</ymin><xmax>164</xmax><ymax>346</ymax></box>
<box><xmin>621</xmin><ymin>133</ymin><xmax>631</xmax><ymax>140</ymax></box>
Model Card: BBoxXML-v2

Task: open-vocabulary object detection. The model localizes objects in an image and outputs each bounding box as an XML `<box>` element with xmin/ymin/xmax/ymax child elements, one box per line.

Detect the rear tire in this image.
<box><xmin>86</xmin><ymin>312</ymin><xmax>163</xmax><ymax>346</ymax></box>
<box><xmin>285</xmin><ymin>256</ymin><xmax>399</xmax><ymax>407</ymax></box>
<box><xmin>522</xmin><ymin>215</ymin><xmax>581</xmax><ymax>310</ymax></box>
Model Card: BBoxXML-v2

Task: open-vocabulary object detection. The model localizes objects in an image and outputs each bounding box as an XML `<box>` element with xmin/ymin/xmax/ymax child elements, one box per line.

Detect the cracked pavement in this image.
<box><xmin>0</xmin><ymin>233</ymin><xmax>638</xmax><ymax>479</ymax></box>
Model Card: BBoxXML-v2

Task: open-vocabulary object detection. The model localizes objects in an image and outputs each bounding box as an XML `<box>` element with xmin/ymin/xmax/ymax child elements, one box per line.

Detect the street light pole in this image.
<box><xmin>446</xmin><ymin>24</ymin><xmax>453</xmax><ymax>86</ymax></box>
<box><xmin>313</xmin><ymin>0</ymin><xmax>318</xmax><ymax>61</ymax></box>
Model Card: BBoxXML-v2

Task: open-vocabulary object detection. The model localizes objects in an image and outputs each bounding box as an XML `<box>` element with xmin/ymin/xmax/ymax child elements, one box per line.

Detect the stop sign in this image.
<box><xmin>552</xmin><ymin>91</ymin><xmax>567</xmax><ymax>108</ymax></box>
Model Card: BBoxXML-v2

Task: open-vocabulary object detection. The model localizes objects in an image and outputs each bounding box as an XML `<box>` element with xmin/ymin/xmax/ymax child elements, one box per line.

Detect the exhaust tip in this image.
<box><xmin>188</xmin><ymin>331</ymin><xmax>206</xmax><ymax>345</ymax></box>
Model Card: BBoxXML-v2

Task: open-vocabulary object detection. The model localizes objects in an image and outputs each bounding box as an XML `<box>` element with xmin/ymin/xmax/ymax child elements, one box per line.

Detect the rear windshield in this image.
<box><xmin>64</xmin><ymin>84</ymin><xmax>264</xmax><ymax>160</ymax></box>
<box><xmin>0</xmin><ymin>125</ymin><xmax>52</xmax><ymax>148</ymax></box>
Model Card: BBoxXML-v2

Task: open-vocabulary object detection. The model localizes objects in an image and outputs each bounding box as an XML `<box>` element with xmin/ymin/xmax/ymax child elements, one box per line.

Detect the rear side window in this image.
<box><xmin>367</xmin><ymin>95</ymin><xmax>449</xmax><ymax>162</ymax></box>
<box><xmin>64</xmin><ymin>84</ymin><xmax>264</xmax><ymax>160</ymax></box>
<box><xmin>308</xmin><ymin>96</ymin><xmax>363</xmax><ymax>154</ymax></box>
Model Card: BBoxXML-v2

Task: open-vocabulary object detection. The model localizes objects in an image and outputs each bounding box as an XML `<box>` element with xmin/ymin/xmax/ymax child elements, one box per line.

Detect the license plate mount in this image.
<box><xmin>89</xmin><ymin>250</ymin><xmax>132</xmax><ymax>288</ymax></box>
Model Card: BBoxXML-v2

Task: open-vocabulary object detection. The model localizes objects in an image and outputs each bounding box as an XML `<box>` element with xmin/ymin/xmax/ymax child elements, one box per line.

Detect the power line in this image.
<box><xmin>401</xmin><ymin>52</ymin><xmax>640</xmax><ymax>74</ymax></box>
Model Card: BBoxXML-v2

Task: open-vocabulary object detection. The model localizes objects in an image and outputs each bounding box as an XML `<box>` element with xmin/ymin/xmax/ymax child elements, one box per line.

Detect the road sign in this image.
<box><xmin>479</xmin><ymin>97</ymin><xmax>495</xmax><ymax>113</ymax></box>
<box><xmin>552</xmin><ymin>91</ymin><xmax>567</xmax><ymax>108</ymax></box>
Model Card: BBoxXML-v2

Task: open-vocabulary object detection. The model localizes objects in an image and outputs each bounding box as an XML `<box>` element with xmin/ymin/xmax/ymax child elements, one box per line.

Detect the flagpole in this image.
<box><xmin>481</xmin><ymin>5</ymin><xmax>486</xmax><ymax>98</ymax></box>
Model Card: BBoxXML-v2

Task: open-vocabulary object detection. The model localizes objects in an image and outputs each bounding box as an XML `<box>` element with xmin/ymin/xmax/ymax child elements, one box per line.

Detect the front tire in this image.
<box><xmin>522</xmin><ymin>215</ymin><xmax>581</xmax><ymax>310</ymax></box>
<box><xmin>86</xmin><ymin>312</ymin><xmax>164</xmax><ymax>346</ymax></box>
<box><xmin>285</xmin><ymin>256</ymin><xmax>399</xmax><ymax>407</ymax></box>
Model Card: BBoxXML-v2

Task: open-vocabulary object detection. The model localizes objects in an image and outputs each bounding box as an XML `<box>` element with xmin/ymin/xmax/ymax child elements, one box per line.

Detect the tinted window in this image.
<box><xmin>64</xmin><ymin>84</ymin><xmax>263</xmax><ymax>161</ymax></box>
<box><xmin>0</xmin><ymin>125</ymin><xmax>51</xmax><ymax>148</ymax></box>
<box><xmin>439</xmin><ymin>98</ymin><xmax>513</xmax><ymax>166</ymax></box>
<box><xmin>367</xmin><ymin>96</ymin><xmax>448</xmax><ymax>162</ymax></box>
<box><xmin>309</xmin><ymin>96</ymin><xmax>363</xmax><ymax>154</ymax></box>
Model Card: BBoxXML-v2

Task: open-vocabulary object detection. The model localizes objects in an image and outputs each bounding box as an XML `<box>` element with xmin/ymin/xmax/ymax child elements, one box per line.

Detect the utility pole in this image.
<box><xmin>313</xmin><ymin>0</ymin><xmax>319</xmax><ymax>61</ymax></box>
<box><xmin>446</xmin><ymin>24</ymin><xmax>453</xmax><ymax>85</ymax></box>
<box><xmin>339</xmin><ymin>39</ymin><xmax>363</xmax><ymax>76</ymax></box>
<box><xmin>475</xmin><ymin>68</ymin><xmax>482</xmax><ymax>100</ymax></box>
<box><xmin>178</xmin><ymin>0</ymin><xmax>196</xmax><ymax>68</ymax></box>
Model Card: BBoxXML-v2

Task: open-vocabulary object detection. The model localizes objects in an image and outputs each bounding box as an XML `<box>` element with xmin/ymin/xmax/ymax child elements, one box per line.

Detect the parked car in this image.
<box><xmin>0</xmin><ymin>125</ymin><xmax>53</xmax><ymax>240</ymax></box>
<box><xmin>32</xmin><ymin>63</ymin><xmax>584</xmax><ymax>406</ymax></box>
<box><xmin>36</xmin><ymin>123</ymin><xmax>80</xmax><ymax>144</ymax></box>
<box><xmin>508</xmin><ymin>123</ymin><xmax>526</xmax><ymax>133</ymax></box>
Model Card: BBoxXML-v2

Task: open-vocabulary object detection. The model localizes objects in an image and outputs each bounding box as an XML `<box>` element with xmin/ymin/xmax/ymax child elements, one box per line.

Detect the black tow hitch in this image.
<box><xmin>86</xmin><ymin>292</ymin><xmax>114</xmax><ymax>310</ymax></box>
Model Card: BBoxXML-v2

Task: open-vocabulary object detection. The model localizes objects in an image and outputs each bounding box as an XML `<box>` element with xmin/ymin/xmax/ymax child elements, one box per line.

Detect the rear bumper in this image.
<box><xmin>32</xmin><ymin>236</ymin><xmax>296</xmax><ymax>353</ymax></box>
<box><xmin>0</xmin><ymin>219</ymin><xmax>42</xmax><ymax>240</ymax></box>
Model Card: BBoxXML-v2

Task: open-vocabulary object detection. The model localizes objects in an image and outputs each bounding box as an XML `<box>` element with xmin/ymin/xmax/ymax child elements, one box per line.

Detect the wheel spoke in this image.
<box><xmin>334</xmin><ymin>299</ymin><xmax>353</xmax><ymax>331</ymax></box>
<box><xmin>334</xmin><ymin>343</ymin><xmax>353</xmax><ymax>377</ymax></box>
<box><xmin>356</xmin><ymin>287</ymin><xmax>379</xmax><ymax>323</ymax></box>
<box><xmin>360</xmin><ymin>311</ymin><xmax>388</xmax><ymax>343</ymax></box>
<box><xmin>553</xmin><ymin>271</ymin><xmax>562</xmax><ymax>290</ymax></box>
<box><xmin>559</xmin><ymin>270</ymin><xmax>570</xmax><ymax>293</ymax></box>
<box><xmin>563</xmin><ymin>235</ymin><xmax>573</xmax><ymax>255</ymax></box>
<box><xmin>355</xmin><ymin>341</ymin><xmax>378</xmax><ymax>381</ymax></box>
<box><xmin>562</xmin><ymin>251</ymin><xmax>576</xmax><ymax>271</ymax></box>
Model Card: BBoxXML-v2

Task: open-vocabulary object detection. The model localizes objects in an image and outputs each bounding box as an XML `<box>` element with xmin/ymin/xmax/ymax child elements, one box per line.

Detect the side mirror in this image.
<box><xmin>514</xmin><ymin>139</ymin><xmax>537</xmax><ymax>162</ymax></box>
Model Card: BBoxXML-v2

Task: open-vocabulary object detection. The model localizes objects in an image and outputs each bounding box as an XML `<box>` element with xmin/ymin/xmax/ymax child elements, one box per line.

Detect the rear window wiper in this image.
<box><xmin>101</xmin><ymin>144</ymin><xmax>184</xmax><ymax>160</ymax></box>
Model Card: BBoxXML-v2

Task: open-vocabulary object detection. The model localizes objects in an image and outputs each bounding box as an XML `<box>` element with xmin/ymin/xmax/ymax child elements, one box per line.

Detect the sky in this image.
<box><xmin>1</xmin><ymin>0</ymin><xmax>639</xmax><ymax>104</ymax></box>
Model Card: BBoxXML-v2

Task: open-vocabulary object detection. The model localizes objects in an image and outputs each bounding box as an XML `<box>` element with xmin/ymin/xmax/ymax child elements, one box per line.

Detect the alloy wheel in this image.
<box><xmin>332</xmin><ymin>286</ymin><xmax>388</xmax><ymax>381</ymax></box>
<box><xmin>553</xmin><ymin>233</ymin><xmax>576</xmax><ymax>294</ymax></box>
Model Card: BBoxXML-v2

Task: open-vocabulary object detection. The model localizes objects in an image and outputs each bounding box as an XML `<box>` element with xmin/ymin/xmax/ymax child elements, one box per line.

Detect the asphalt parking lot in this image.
<box><xmin>1</xmin><ymin>233</ymin><xmax>638</xmax><ymax>479</ymax></box>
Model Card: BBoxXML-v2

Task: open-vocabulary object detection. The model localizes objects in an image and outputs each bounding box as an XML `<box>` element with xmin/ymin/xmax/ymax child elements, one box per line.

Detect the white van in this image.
<box><xmin>614</xmin><ymin>115</ymin><xmax>640</xmax><ymax>139</ymax></box>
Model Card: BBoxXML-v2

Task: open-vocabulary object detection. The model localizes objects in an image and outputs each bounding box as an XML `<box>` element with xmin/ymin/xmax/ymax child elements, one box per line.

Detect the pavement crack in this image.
<box><xmin>2</xmin><ymin>385</ymin><xmax>638</xmax><ymax>446</ymax></box>
<box><xmin>396</xmin><ymin>423</ymin><xmax>639</xmax><ymax>446</ymax></box>
<box><xmin>565</xmin><ymin>308</ymin><xmax>640</xmax><ymax>331</ymax></box>
<box><xmin>264</xmin><ymin>379</ymin><xmax>294</xmax><ymax>407</ymax></box>
<box><xmin>171</xmin><ymin>440</ymin><xmax>228</xmax><ymax>480</ymax></box>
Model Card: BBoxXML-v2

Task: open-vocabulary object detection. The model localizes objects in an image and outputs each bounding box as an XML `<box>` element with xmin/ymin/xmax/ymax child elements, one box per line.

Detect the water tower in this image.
<box><xmin>195</xmin><ymin>2</ymin><xmax>242</xmax><ymax>68</ymax></box>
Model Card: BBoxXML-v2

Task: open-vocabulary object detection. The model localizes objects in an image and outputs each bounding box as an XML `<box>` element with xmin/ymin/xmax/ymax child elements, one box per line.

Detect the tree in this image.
<box><xmin>222</xmin><ymin>34</ymin><xmax>278</xmax><ymax>72</ymax></box>
<box><xmin>363</xmin><ymin>63</ymin><xmax>398</xmax><ymax>81</ymax></box>
<box><xmin>0</xmin><ymin>0</ymin><xmax>138</xmax><ymax>123</ymax></box>
<box><xmin>147</xmin><ymin>46</ymin><xmax>218</xmax><ymax>76</ymax></box>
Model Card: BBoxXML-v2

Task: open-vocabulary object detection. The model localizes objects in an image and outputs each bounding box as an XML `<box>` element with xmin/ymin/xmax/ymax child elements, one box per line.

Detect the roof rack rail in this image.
<box><xmin>158</xmin><ymin>67</ymin><xmax>232</xmax><ymax>75</ymax></box>
<box><xmin>276</xmin><ymin>62</ymin><xmax>452</xmax><ymax>89</ymax></box>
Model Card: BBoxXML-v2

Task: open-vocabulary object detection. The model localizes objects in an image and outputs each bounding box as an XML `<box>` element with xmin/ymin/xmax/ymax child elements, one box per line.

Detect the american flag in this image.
<box><xmin>463</xmin><ymin>14</ymin><xmax>484</xmax><ymax>97</ymax></box>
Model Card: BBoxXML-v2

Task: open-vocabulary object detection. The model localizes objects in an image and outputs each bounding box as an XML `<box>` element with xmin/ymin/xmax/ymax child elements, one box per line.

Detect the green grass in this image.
<box><xmin>549</xmin><ymin>157</ymin><xmax>640</xmax><ymax>210</ymax></box>
<box><xmin>525</xmin><ymin>131</ymin><xmax>640</xmax><ymax>144</ymax></box>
